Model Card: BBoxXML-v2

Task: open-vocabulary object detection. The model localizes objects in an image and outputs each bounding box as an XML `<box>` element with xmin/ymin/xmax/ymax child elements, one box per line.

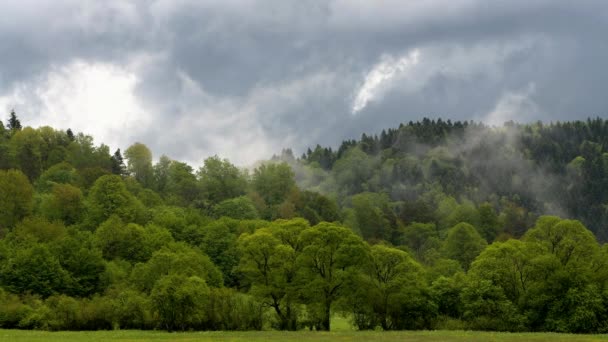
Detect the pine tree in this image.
<box><xmin>110</xmin><ymin>149</ymin><xmax>126</xmax><ymax>176</ymax></box>
<box><xmin>7</xmin><ymin>110</ymin><xmax>22</xmax><ymax>131</ymax></box>
<box><xmin>66</xmin><ymin>128</ymin><xmax>75</xmax><ymax>141</ymax></box>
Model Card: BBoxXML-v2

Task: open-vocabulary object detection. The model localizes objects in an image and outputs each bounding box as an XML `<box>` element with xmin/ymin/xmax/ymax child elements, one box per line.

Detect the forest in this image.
<box><xmin>2</xmin><ymin>111</ymin><xmax>608</xmax><ymax>333</ymax></box>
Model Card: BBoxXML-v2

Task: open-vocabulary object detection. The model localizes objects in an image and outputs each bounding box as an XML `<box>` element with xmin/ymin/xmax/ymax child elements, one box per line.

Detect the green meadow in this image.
<box><xmin>2</xmin><ymin>330</ymin><xmax>608</xmax><ymax>342</ymax></box>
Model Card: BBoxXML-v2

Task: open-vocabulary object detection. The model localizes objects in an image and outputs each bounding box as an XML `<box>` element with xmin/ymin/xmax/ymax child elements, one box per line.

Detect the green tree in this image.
<box><xmin>65</xmin><ymin>133</ymin><xmax>111</xmax><ymax>171</ymax></box>
<box><xmin>150</xmin><ymin>274</ymin><xmax>209</xmax><ymax>331</ymax></box>
<box><xmin>198</xmin><ymin>218</ymin><xmax>240</xmax><ymax>286</ymax></box>
<box><xmin>349</xmin><ymin>245</ymin><xmax>428</xmax><ymax>330</ymax></box>
<box><xmin>130</xmin><ymin>242</ymin><xmax>223</xmax><ymax>293</ymax></box>
<box><xmin>50</xmin><ymin>233</ymin><xmax>107</xmax><ymax>297</ymax></box>
<box><xmin>198</xmin><ymin>156</ymin><xmax>247</xmax><ymax>205</ymax></box>
<box><xmin>9</xmin><ymin>127</ymin><xmax>44</xmax><ymax>180</ymax></box>
<box><xmin>468</xmin><ymin>239</ymin><xmax>535</xmax><ymax>304</ymax></box>
<box><xmin>39</xmin><ymin>183</ymin><xmax>84</xmax><ymax>225</ymax></box>
<box><xmin>213</xmin><ymin>196</ymin><xmax>259</xmax><ymax>220</ymax></box>
<box><xmin>331</xmin><ymin>147</ymin><xmax>376</xmax><ymax>196</ymax></box>
<box><xmin>461</xmin><ymin>278</ymin><xmax>525</xmax><ymax>331</ymax></box>
<box><xmin>7</xmin><ymin>110</ymin><xmax>22</xmax><ymax>131</ymax></box>
<box><xmin>478</xmin><ymin>202</ymin><xmax>500</xmax><ymax>242</ymax></box>
<box><xmin>295</xmin><ymin>191</ymin><xmax>340</xmax><ymax>225</ymax></box>
<box><xmin>0</xmin><ymin>169</ymin><xmax>34</xmax><ymax>229</ymax></box>
<box><xmin>237</xmin><ymin>220</ymin><xmax>305</xmax><ymax>330</ymax></box>
<box><xmin>110</xmin><ymin>149</ymin><xmax>126</xmax><ymax>176</ymax></box>
<box><xmin>94</xmin><ymin>216</ymin><xmax>148</xmax><ymax>262</ymax></box>
<box><xmin>252</xmin><ymin>162</ymin><xmax>296</xmax><ymax>206</ymax></box>
<box><xmin>13</xmin><ymin>216</ymin><xmax>66</xmax><ymax>243</ymax></box>
<box><xmin>36</xmin><ymin>162</ymin><xmax>79</xmax><ymax>193</ymax></box>
<box><xmin>86</xmin><ymin>175</ymin><xmax>146</xmax><ymax>227</ymax></box>
<box><xmin>400</xmin><ymin>222</ymin><xmax>440</xmax><ymax>261</ymax></box>
<box><xmin>298</xmin><ymin>222</ymin><xmax>368</xmax><ymax>331</ymax></box>
<box><xmin>350</xmin><ymin>192</ymin><xmax>394</xmax><ymax>243</ymax></box>
<box><xmin>0</xmin><ymin>244</ymin><xmax>69</xmax><ymax>297</ymax></box>
<box><xmin>442</xmin><ymin>222</ymin><xmax>487</xmax><ymax>271</ymax></box>
<box><xmin>165</xmin><ymin>160</ymin><xmax>200</xmax><ymax>206</ymax></box>
<box><xmin>124</xmin><ymin>142</ymin><xmax>153</xmax><ymax>187</ymax></box>
<box><xmin>523</xmin><ymin>216</ymin><xmax>599</xmax><ymax>268</ymax></box>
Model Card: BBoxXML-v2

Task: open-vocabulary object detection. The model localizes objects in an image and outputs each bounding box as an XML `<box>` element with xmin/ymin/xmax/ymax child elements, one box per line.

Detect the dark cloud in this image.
<box><xmin>1</xmin><ymin>1</ymin><xmax>607</xmax><ymax>165</ymax></box>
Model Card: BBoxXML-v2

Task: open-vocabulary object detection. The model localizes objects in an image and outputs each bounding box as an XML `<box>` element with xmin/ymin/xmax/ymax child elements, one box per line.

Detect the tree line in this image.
<box><xmin>1</xmin><ymin>111</ymin><xmax>608</xmax><ymax>332</ymax></box>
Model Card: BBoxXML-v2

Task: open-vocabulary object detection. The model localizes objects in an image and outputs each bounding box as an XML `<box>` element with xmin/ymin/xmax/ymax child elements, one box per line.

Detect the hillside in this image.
<box><xmin>1</xmin><ymin>112</ymin><xmax>608</xmax><ymax>332</ymax></box>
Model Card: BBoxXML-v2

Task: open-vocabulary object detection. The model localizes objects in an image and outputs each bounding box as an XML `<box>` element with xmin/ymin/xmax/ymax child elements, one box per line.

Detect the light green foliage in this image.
<box><xmin>348</xmin><ymin>245</ymin><xmax>432</xmax><ymax>330</ymax></box>
<box><xmin>130</xmin><ymin>242</ymin><xmax>223</xmax><ymax>293</ymax></box>
<box><xmin>165</xmin><ymin>160</ymin><xmax>200</xmax><ymax>206</ymax></box>
<box><xmin>461</xmin><ymin>278</ymin><xmax>526</xmax><ymax>331</ymax></box>
<box><xmin>252</xmin><ymin>162</ymin><xmax>296</xmax><ymax>206</ymax></box>
<box><xmin>94</xmin><ymin>216</ymin><xmax>148</xmax><ymax>262</ymax></box>
<box><xmin>213</xmin><ymin>196</ymin><xmax>259</xmax><ymax>219</ymax></box>
<box><xmin>0</xmin><ymin>169</ymin><xmax>34</xmax><ymax>228</ymax></box>
<box><xmin>153</xmin><ymin>155</ymin><xmax>172</xmax><ymax>195</ymax></box>
<box><xmin>105</xmin><ymin>288</ymin><xmax>152</xmax><ymax>329</ymax></box>
<box><xmin>8</xmin><ymin>127</ymin><xmax>44</xmax><ymax>180</ymax></box>
<box><xmin>442</xmin><ymin>222</ymin><xmax>487</xmax><ymax>271</ymax></box>
<box><xmin>4</xmin><ymin>118</ymin><xmax>608</xmax><ymax>334</ymax></box>
<box><xmin>198</xmin><ymin>218</ymin><xmax>239</xmax><ymax>286</ymax></box>
<box><xmin>237</xmin><ymin>220</ymin><xmax>305</xmax><ymax>330</ymax></box>
<box><xmin>13</xmin><ymin>217</ymin><xmax>67</xmax><ymax>243</ymax></box>
<box><xmin>150</xmin><ymin>274</ymin><xmax>209</xmax><ymax>331</ymax></box>
<box><xmin>478</xmin><ymin>203</ymin><xmax>500</xmax><ymax>242</ymax></box>
<box><xmin>86</xmin><ymin>175</ymin><xmax>147</xmax><ymax>227</ymax></box>
<box><xmin>350</xmin><ymin>192</ymin><xmax>395</xmax><ymax>243</ymax></box>
<box><xmin>123</xmin><ymin>177</ymin><xmax>164</xmax><ymax>208</ymax></box>
<box><xmin>38</xmin><ymin>183</ymin><xmax>84</xmax><ymax>225</ymax></box>
<box><xmin>331</xmin><ymin>147</ymin><xmax>376</xmax><ymax>196</ymax></box>
<box><xmin>523</xmin><ymin>216</ymin><xmax>599</xmax><ymax>268</ymax></box>
<box><xmin>469</xmin><ymin>240</ymin><xmax>535</xmax><ymax>303</ymax></box>
<box><xmin>50</xmin><ymin>232</ymin><xmax>107</xmax><ymax>297</ymax></box>
<box><xmin>436</xmin><ymin>197</ymin><xmax>480</xmax><ymax>231</ymax></box>
<box><xmin>0</xmin><ymin>244</ymin><xmax>69</xmax><ymax>297</ymax></box>
<box><xmin>124</xmin><ymin>143</ymin><xmax>154</xmax><ymax>188</ymax></box>
<box><xmin>198</xmin><ymin>156</ymin><xmax>248</xmax><ymax>205</ymax></box>
<box><xmin>295</xmin><ymin>191</ymin><xmax>340</xmax><ymax>225</ymax></box>
<box><xmin>94</xmin><ymin>216</ymin><xmax>173</xmax><ymax>263</ymax></box>
<box><xmin>430</xmin><ymin>274</ymin><xmax>465</xmax><ymax>318</ymax></box>
<box><xmin>298</xmin><ymin>222</ymin><xmax>368</xmax><ymax>331</ymax></box>
<box><xmin>149</xmin><ymin>205</ymin><xmax>208</xmax><ymax>242</ymax></box>
<box><xmin>36</xmin><ymin>162</ymin><xmax>79</xmax><ymax>193</ymax></box>
<box><xmin>65</xmin><ymin>133</ymin><xmax>111</xmax><ymax>171</ymax></box>
<box><xmin>401</xmin><ymin>222</ymin><xmax>440</xmax><ymax>262</ymax></box>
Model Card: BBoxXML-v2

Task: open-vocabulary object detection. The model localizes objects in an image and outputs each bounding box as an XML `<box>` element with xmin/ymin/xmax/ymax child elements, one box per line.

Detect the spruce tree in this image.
<box><xmin>110</xmin><ymin>148</ymin><xmax>126</xmax><ymax>176</ymax></box>
<box><xmin>66</xmin><ymin>128</ymin><xmax>75</xmax><ymax>141</ymax></box>
<box><xmin>7</xmin><ymin>110</ymin><xmax>22</xmax><ymax>131</ymax></box>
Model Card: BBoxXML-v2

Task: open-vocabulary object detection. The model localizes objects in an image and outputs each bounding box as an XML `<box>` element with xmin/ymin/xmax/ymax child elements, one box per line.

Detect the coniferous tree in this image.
<box><xmin>7</xmin><ymin>110</ymin><xmax>22</xmax><ymax>131</ymax></box>
<box><xmin>110</xmin><ymin>148</ymin><xmax>127</xmax><ymax>176</ymax></box>
<box><xmin>66</xmin><ymin>128</ymin><xmax>75</xmax><ymax>141</ymax></box>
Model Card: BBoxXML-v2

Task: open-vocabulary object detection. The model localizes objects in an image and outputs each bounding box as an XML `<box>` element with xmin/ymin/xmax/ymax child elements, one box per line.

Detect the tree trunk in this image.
<box><xmin>321</xmin><ymin>299</ymin><xmax>331</xmax><ymax>331</ymax></box>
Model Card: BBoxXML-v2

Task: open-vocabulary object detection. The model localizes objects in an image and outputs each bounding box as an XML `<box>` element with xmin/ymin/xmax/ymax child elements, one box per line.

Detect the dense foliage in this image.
<box><xmin>2</xmin><ymin>112</ymin><xmax>608</xmax><ymax>332</ymax></box>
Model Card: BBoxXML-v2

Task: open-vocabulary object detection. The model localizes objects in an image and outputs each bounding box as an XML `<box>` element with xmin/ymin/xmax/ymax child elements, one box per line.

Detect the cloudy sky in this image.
<box><xmin>1</xmin><ymin>1</ymin><xmax>607</xmax><ymax>166</ymax></box>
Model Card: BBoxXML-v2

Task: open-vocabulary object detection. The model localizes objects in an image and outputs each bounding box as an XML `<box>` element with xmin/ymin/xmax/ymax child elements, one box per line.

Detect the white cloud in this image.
<box><xmin>0</xmin><ymin>61</ymin><xmax>148</xmax><ymax>151</ymax></box>
<box><xmin>483</xmin><ymin>83</ymin><xmax>540</xmax><ymax>126</ymax></box>
<box><xmin>352</xmin><ymin>49</ymin><xmax>420</xmax><ymax>114</ymax></box>
<box><xmin>351</xmin><ymin>38</ymin><xmax>542</xmax><ymax>115</ymax></box>
<box><xmin>150</xmin><ymin>70</ymin><xmax>341</xmax><ymax>167</ymax></box>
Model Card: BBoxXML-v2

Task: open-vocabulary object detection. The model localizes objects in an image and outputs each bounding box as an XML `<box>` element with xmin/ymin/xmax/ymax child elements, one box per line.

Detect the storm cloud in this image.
<box><xmin>1</xmin><ymin>1</ymin><xmax>607</xmax><ymax>165</ymax></box>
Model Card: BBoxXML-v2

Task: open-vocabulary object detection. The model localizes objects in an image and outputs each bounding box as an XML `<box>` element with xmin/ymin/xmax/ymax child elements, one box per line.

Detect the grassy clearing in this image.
<box><xmin>1</xmin><ymin>330</ymin><xmax>608</xmax><ymax>342</ymax></box>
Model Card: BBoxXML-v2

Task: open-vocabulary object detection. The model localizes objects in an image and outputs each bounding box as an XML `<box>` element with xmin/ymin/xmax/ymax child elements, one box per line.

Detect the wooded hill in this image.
<box><xmin>1</xmin><ymin>111</ymin><xmax>608</xmax><ymax>333</ymax></box>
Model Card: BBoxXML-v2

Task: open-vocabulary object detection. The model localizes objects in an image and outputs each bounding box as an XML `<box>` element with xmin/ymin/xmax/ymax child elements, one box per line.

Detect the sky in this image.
<box><xmin>1</xmin><ymin>1</ymin><xmax>607</xmax><ymax>166</ymax></box>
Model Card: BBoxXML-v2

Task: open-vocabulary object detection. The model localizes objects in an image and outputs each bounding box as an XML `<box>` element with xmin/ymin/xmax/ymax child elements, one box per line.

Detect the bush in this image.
<box><xmin>0</xmin><ymin>289</ymin><xmax>33</xmax><ymax>328</ymax></box>
<box><xmin>204</xmin><ymin>288</ymin><xmax>264</xmax><ymax>330</ymax></box>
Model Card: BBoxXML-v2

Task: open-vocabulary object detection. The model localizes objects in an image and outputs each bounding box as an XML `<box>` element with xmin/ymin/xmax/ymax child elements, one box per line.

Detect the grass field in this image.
<box><xmin>2</xmin><ymin>329</ymin><xmax>608</xmax><ymax>342</ymax></box>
